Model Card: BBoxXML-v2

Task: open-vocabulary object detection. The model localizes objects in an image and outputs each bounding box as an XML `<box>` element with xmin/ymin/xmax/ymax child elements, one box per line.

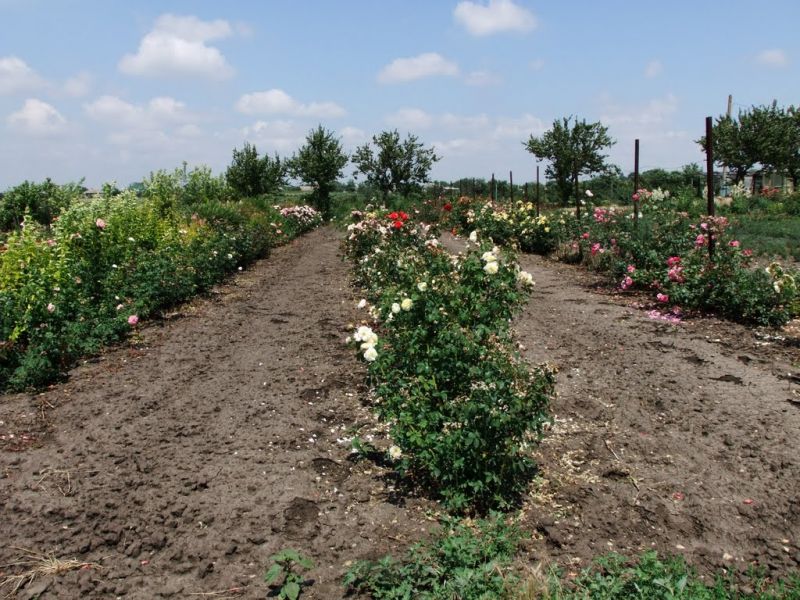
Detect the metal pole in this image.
<box><xmin>719</xmin><ymin>95</ymin><xmax>732</xmax><ymax>196</ymax></box>
<box><xmin>705</xmin><ymin>116</ymin><xmax>716</xmax><ymax>260</ymax></box>
<box><xmin>633</xmin><ymin>138</ymin><xmax>640</xmax><ymax>228</ymax></box>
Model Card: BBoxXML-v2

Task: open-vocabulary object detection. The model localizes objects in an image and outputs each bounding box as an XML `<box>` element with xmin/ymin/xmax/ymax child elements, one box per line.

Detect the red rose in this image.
<box><xmin>388</xmin><ymin>211</ymin><xmax>399</xmax><ymax>220</ymax></box>
<box><xmin>393</xmin><ymin>220</ymin><xmax>403</xmax><ymax>229</ymax></box>
<box><xmin>399</xmin><ymin>211</ymin><xmax>409</xmax><ymax>220</ymax></box>
<box><xmin>443</xmin><ymin>203</ymin><xmax>452</xmax><ymax>212</ymax></box>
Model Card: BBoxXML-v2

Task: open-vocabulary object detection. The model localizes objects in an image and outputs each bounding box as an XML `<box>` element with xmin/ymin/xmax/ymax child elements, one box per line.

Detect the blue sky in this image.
<box><xmin>1</xmin><ymin>0</ymin><xmax>798</xmax><ymax>188</ymax></box>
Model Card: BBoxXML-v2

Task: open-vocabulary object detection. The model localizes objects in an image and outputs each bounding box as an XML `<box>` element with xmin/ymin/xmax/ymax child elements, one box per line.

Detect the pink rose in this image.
<box><xmin>621</xmin><ymin>276</ymin><xmax>633</xmax><ymax>290</ymax></box>
<box><xmin>666</xmin><ymin>256</ymin><xmax>681</xmax><ymax>267</ymax></box>
<box><xmin>590</xmin><ymin>242</ymin><xmax>602</xmax><ymax>256</ymax></box>
<box><xmin>627</xmin><ymin>264</ymin><xmax>636</xmax><ymax>273</ymax></box>
<box><xmin>581</xmin><ymin>232</ymin><xmax>590</xmax><ymax>240</ymax></box>
<box><xmin>96</xmin><ymin>218</ymin><xmax>107</xmax><ymax>229</ymax></box>
<box><xmin>729</xmin><ymin>240</ymin><xmax>740</xmax><ymax>247</ymax></box>
<box><xmin>656</xmin><ymin>293</ymin><xmax>669</xmax><ymax>303</ymax></box>
<box><xmin>695</xmin><ymin>234</ymin><xmax>706</xmax><ymax>247</ymax></box>
<box><xmin>127</xmin><ymin>314</ymin><xmax>139</xmax><ymax>326</ymax></box>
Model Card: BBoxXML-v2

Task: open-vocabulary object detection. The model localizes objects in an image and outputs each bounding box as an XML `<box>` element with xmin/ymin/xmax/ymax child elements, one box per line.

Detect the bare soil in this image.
<box><xmin>512</xmin><ymin>251</ymin><xmax>800</xmax><ymax>579</ymax></box>
<box><xmin>1</xmin><ymin>226</ymin><xmax>799</xmax><ymax>598</ymax></box>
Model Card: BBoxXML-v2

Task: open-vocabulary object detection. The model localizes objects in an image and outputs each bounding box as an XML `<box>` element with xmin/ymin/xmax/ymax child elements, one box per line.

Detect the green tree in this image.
<box><xmin>525</xmin><ymin>116</ymin><xmax>614</xmax><ymax>216</ymax></box>
<box><xmin>352</xmin><ymin>130</ymin><xmax>439</xmax><ymax>199</ymax></box>
<box><xmin>699</xmin><ymin>112</ymin><xmax>760</xmax><ymax>184</ymax></box>
<box><xmin>759</xmin><ymin>104</ymin><xmax>800</xmax><ymax>187</ymax></box>
<box><xmin>225</xmin><ymin>142</ymin><xmax>285</xmax><ymax>199</ymax></box>
<box><xmin>288</xmin><ymin>126</ymin><xmax>348</xmax><ymax>219</ymax></box>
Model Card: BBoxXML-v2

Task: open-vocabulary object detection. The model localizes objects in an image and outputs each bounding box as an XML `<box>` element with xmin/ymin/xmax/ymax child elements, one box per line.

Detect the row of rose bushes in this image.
<box><xmin>0</xmin><ymin>192</ymin><xmax>321</xmax><ymax>391</ymax></box>
<box><xmin>343</xmin><ymin>210</ymin><xmax>554</xmax><ymax>513</ymax></box>
<box><xmin>445</xmin><ymin>194</ymin><xmax>798</xmax><ymax>326</ymax></box>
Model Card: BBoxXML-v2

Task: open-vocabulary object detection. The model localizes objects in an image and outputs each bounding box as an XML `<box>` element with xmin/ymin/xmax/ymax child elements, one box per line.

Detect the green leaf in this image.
<box><xmin>283</xmin><ymin>581</ymin><xmax>300</xmax><ymax>600</ymax></box>
<box><xmin>264</xmin><ymin>563</ymin><xmax>282</xmax><ymax>584</ymax></box>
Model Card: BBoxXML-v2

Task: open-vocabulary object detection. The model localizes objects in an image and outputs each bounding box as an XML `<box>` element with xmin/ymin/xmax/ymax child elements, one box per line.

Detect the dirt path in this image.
<box><xmin>0</xmin><ymin>227</ymin><xmax>433</xmax><ymax>599</ymax></box>
<box><xmin>512</xmin><ymin>252</ymin><xmax>800</xmax><ymax>577</ymax></box>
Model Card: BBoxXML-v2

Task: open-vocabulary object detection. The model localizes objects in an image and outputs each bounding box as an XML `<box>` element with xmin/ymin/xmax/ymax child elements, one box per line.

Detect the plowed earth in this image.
<box><xmin>1</xmin><ymin>226</ymin><xmax>798</xmax><ymax>598</ymax></box>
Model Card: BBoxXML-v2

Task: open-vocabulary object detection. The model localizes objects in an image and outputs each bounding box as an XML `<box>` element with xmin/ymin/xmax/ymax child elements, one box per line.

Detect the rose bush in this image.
<box><xmin>0</xmin><ymin>191</ymin><xmax>322</xmax><ymax>390</ymax></box>
<box><xmin>344</xmin><ymin>210</ymin><xmax>552</xmax><ymax>513</ymax></box>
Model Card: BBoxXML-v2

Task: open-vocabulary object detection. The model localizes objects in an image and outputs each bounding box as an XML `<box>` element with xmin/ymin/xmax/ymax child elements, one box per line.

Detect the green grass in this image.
<box><xmin>728</xmin><ymin>216</ymin><xmax>800</xmax><ymax>261</ymax></box>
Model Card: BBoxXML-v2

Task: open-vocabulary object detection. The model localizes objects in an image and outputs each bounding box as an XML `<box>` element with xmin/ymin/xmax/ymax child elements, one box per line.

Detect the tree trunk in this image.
<box><xmin>573</xmin><ymin>173</ymin><xmax>580</xmax><ymax>219</ymax></box>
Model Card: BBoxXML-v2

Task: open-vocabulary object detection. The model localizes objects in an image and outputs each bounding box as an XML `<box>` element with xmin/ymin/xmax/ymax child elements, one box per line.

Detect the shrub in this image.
<box><xmin>343</xmin><ymin>211</ymin><xmax>553</xmax><ymax>512</ymax></box>
<box><xmin>0</xmin><ymin>191</ymin><xmax>320</xmax><ymax>391</ymax></box>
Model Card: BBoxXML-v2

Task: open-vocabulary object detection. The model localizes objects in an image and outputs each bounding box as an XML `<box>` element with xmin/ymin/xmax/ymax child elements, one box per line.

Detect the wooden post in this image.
<box><xmin>705</xmin><ymin>116</ymin><xmax>716</xmax><ymax>260</ymax></box>
<box><xmin>509</xmin><ymin>171</ymin><xmax>514</xmax><ymax>201</ymax></box>
<box><xmin>536</xmin><ymin>165</ymin><xmax>541</xmax><ymax>217</ymax></box>
<box><xmin>524</xmin><ymin>182</ymin><xmax>529</xmax><ymax>202</ymax></box>
<box><xmin>633</xmin><ymin>138</ymin><xmax>640</xmax><ymax>228</ymax></box>
<box><xmin>491</xmin><ymin>173</ymin><xmax>495</xmax><ymax>201</ymax></box>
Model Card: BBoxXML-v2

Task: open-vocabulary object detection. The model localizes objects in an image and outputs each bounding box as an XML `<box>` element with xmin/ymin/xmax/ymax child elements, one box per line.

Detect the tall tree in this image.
<box><xmin>352</xmin><ymin>130</ymin><xmax>439</xmax><ymax>199</ymax></box>
<box><xmin>226</xmin><ymin>142</ymin><xmax>285</xmax><ymax>199</ymax></box>
<box><xmin>525</xmin><ymin>116</ymin><xmax>614</xmax><ymax>216</ymax></box>
<box><xmin>288</xmin><ymin>126</ymin><xmax>348</xmax><ymax>219</ymax></box>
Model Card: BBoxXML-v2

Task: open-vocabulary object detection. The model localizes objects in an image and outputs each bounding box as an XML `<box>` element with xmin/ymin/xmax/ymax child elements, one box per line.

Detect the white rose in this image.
<box><xmin>401</xmin><ymin>298</ymin><xmax>413</xmax><ymax>311</ymax></box>
<box><xmin>363</xmin><ymin>346</ymin><xmax>378</xmax><ymax>362</ymax></box>
<box><xmin>517</xmin><ymin>270</ymin><xmax>535</xmax><ymax>286</ymax></box>
<box><xmin>484</xmin><ymin>261</ymin><xmax>499</xmax><ymax>275</ymax></box>
<box><xmin>357</xmin><ymin>299</ymin><xmax>367</xmax><ymax>309</ymax></box>
<box><xmin>417</xmin><ymin>282</ymin><xmax>427</xmax><ymax>292</ymax></box>
<box><xmin>469</xmin><ymin>231</ymin><xmax>478</xmax><ymax>243</ymax></box>
<box><xmin>481</xmin><ymin>251</ymin><xmax>497</xmax><ymax>263</ymax></box>
<box><xmin>391</xmin><ymin>302</ymin><xmax>401</xmax><ymax>314</ymax></box>
<box><xmin>388</xmin><ymin>445</ymin><xmax>402</xmax><ymax>460</ymax></box>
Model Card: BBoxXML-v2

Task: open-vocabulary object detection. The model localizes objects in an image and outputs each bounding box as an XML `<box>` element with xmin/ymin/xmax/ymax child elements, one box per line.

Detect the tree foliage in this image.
<box><xmin>352</xmin><ymin>130</ymin><xmax>439</xmax><ymax>199</ymax></box>
<box><xmin>525</xmin><ymin>116</ymin><xmax>614</xmax><ymax>215</ymax></box>
<box><xmin>700</xmin><ymin>103</ymin><xmax>800</xmax><ymax>187</ymax></box>
<box><xmin>288</xmin><ymin>126</ymin><xmax>348</xmax><ymax>218</ymax></box>
<box><xmin>225</xmin><ymin>142</ymin><xmax>285</xmax><ymax>199</ymax></box>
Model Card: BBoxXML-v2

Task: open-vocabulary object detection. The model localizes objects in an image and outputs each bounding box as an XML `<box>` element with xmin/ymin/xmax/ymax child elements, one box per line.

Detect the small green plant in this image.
<box><xmin>344</xmin><ymin>514</ymin><xmax>523</xmax><ymax>599</ymax></box>
<box><xmin>264</xmin><ymin>549</ymin><xmax>314</xmax><ymax>600</ymax></box>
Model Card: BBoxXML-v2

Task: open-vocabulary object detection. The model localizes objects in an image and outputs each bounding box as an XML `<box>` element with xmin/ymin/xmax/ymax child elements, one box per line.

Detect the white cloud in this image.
<box><xmin>85</xmin><ymin>95</ymin><xmax>193</xmax><ymax>127</ymax></box>
<box><xmin>7</xmin><ymin>98</ymin><xmax>67</xmax><ymax>136</ymax></box>
<box><xmin>340</xmin><ymin>126</ymin><xmax>366</xmax><ymax>145</ymax></box>
<box><xmin>644</xmin><ymin>60</ymin><xmax>663</xmax><ymax>78</ymax></box>
<box><xmin>240</xmin><ymin>119</ymin><xmax>306</xmax><ymax>153</ymax></box>
<box><xmin>454</xmin><ymin>0</ymin><xmax>537</xmax><ymax>37</ymax></box>
<box><xmin>63</xmin><ymin>71</ymin><xmax>92</xmax><ymax>97</ymax></box>
<box><xmin>119</xmin><ymin>14</ymin><xmax>235</xmax><ymax>79</ymax></box>
<box><xmin>377</xmin><ymin>52</ymin><xmax>459</xmax><ymax>84</ymax></box>
<box><xmin>597</xmin><ymin>93</ymin><xmax>698</xmax><ymax>170</ymax></box>
<box><xmin>235</xmin><ymin>89</ymin><xmax>346</xmax><ymax>118</ymax></box>
<box><xmin>0</xmin><ymin>56</ymin><xmax>45</xmax><ymax>95</ymax></box>
<box><xmin>600</xmin><ymin>93</ymin><xmax>679</xmax><ymax>127</ymax></box>
<box><xmin>84</xmin><ymin>94</ymin><xmax>202</xmax><ymax>149</ymax></box>
<box><xmin>386</xmin><ymin>108</ymin><xmax>435</xmax><ymax>129</ymax></box>
<box><xmin>755</xmin><ymin>48</ymin><xmax>789</xmax><ymax>68</ymax></box>
<box><xmin>464</xmin><ymin>69</ymin><xmax>503</xmax><ymax>86</ymax></box>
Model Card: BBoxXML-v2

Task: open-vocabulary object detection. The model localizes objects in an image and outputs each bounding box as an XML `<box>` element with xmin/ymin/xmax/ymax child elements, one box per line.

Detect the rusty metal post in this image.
<box><xmin>633</xmin><ymin>138</ymin><xmax>640</xmax><ymax>228</ymax></box>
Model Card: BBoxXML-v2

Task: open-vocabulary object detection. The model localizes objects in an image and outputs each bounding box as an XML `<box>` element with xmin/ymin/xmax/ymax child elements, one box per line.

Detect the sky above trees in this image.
<box><xmin>0</xmin><ymin>0</ymin><xmax>798</xmax><ymax>187</ymax></box>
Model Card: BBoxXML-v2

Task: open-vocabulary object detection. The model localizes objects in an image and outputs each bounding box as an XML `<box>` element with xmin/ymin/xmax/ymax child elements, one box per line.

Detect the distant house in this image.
<box><xmin>742</xmin><ymin>170</ymin><xmax>794</xmax><ymax>194</ymax></box>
